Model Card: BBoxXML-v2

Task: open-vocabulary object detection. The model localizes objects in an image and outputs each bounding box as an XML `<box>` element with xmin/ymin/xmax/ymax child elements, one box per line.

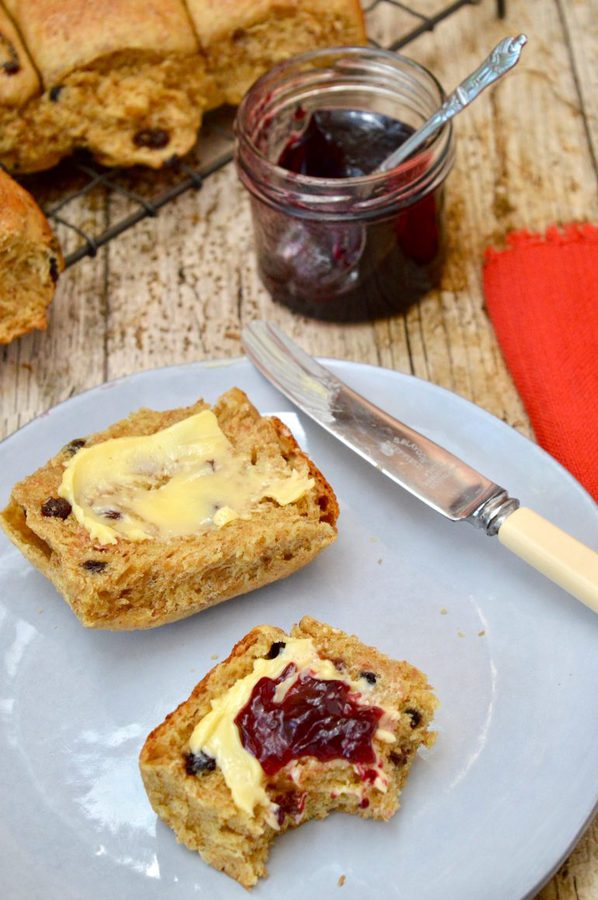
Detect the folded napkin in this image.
<box><xmin>483</xmin><ymin>223</ymin><xmax>598</xmax><ymax>501</ymax></box>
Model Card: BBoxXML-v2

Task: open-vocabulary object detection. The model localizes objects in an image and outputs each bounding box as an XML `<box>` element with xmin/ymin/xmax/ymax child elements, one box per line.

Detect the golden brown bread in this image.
<box><xmin>0</xmin><ymin>388</ymin><xmax>339</xmax><ymax>629</ymax></box>
<box><xmin>187</xmin><ymin>0</ymin><xmax>364</xmax><ymax>46</ymax></box>
<box><xmin>140</xmin><ymin>616</ymin><xmax>437</xmax><ymax>887</ymax></box>
<box><xmin>0</xmin><ymin>2</ymin><xmax>71</xmax><ymax>171</ymax></box>
<box><xmin>6</xmin><ymin>0</ymin><xmax>205</xmax><ymax>168</ymax></box>
<box><xmin>7</xmin><ymin>0</ymin><xmax>199</xmax><ymax>85</ymax></box>
<box><xmin>187</xmin><ymin>0</ymin><xmax>366</xmax><ymax>107</ymax></box>
<box><xmin>0</xmin><ymin>0</ymin><xmax>366</xmax><ymax>171</ymax></box>
<box><xmin>0</xmin><ymin>1</ymin><xmax>38</xmax><ymax>105</ymax></box>
<box><xmin>0</xmin><ymin>166</ymin><xmax>64</xmax><ymax>343</ymax></box>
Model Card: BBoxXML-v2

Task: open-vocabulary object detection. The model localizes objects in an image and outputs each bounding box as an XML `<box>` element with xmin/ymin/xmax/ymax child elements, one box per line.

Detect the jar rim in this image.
<box><xmin>235</xmin><ymin>45</ymin><xmax>452</xmax><ymax>189</ymax></box>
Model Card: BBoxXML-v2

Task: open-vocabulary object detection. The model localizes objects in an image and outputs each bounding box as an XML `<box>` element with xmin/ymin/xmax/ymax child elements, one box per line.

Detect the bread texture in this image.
<box><xmin>139</xmin><ymin>616</ymin><xmax>437</xmax><ymax>887</ymax></box>
<box><xmin>0</xmin><ymin>0</ymin><xmax>366</xmax><ymax>172</ymax></box>
<box><xmin>187</xmin><ymin>0</ymin><xmax>366</xmax><ymax>108</ymax></box>
<box><xmin>0</xmin><ymin>2</ymin><xmax>38</xmax><ymax>104</ymax></box>
<box><xmin>0</xmin><ymin>166</ymin><xmax>63</xmax><ymax>343</ymax></box>
<box><xmin>4</xmin><ymin>0</ymin><xmax>205</xmax><ymax>169</ymax></box>
<box><xmin>0</xmin><ymin>389</ymin><xmax>339</xmax><ymax>629</ymax></box>
<box><xmin>0</xmin><ymin>3</ymin><xmax>71</xmax><ymax>172</ymax></box>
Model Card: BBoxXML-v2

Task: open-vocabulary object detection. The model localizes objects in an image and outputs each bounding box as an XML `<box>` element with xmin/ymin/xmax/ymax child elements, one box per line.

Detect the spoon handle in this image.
<box><xmin>376</xmin><ymin>34</ymin><xmax>527</xmax><ymax>173</ymax></box>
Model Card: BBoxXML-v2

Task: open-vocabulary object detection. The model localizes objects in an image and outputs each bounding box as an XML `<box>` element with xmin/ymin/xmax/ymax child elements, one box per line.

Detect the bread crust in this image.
<box><xmin>139</xmin><ymin>616</ymin><xmax>437</xmax><ymax>887</ymax></box>
<box><xmin>188</xmin><ymin>0</ymin><xmax>367</xmax><ymax>108</ymax></box>
<box><xmin>0</xmin><ymin>2</ymin><xmax>39</xmax><ymax>105</ymax></box>
<box><xmin>0</xmin><ymin>389</ymin><xmax>339</xmax><ymax>628</ymax></box>
<box><xmin>2</xmin><ymin>2</ymin><xmax>204</xmax><ymax>169</ymax></box>
<box><xmin>0</xmin><ymin>166</ymin><xmax>53</xmax><ymax>241</ymax></box>
<box><xmin>0</xmin><ymin>4</ymin><xmax>72</xmax><ymax>174</ymax></box>
<box><xmin>7</xmin><ymin>0</ymin><xmax>198</xmax><ymax>86</ymax></box>
<box><xmin>186</xmin><ymin>0</ymin><xmax>365</xmax><ymax>46</ymax></box>
<box><xmin>0</xmin><ymin>166</ymin><xmax>64</xmax><ymax>342</ymax></box>
<box><xmin>0</xmin><ymin>0</ymin><xmax>366</xmax><ymax>171</ymax></box>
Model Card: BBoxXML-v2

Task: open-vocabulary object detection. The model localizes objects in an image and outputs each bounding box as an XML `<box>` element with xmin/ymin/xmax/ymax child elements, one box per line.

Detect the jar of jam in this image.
<box><xmin>234</xmin><ymin>47</ymin><xmax>455</xmax><ymax>322</ymax></box>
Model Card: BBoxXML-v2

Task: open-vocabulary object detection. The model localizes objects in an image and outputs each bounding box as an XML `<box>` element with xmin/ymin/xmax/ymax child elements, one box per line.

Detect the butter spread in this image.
<box><xmin>59</xmin><ymin>410</ymin><xmax>313</xmax><ymax>545</ymax></box>
<box><xmin>188</xmin><ymin>637</ymin><xmax>396</xmax><ymax>820</ymax></box>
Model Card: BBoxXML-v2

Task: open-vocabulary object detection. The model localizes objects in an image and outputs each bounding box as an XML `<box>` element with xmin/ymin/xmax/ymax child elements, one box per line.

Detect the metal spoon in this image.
<box><xmin>375</xmin><ymin>34</ymin><xmax>528</xmax><ymax>174</ymax></box>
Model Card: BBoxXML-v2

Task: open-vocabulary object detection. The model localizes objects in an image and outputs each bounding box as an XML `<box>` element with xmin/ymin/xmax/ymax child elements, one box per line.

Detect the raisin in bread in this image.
<box><xmin>139</xmin><ymin>616</ymin><xmax>437</xmax><ymax>887</ymax></box>
<box><xmin>0</xmin><ymin>166</ymin><xmax>63</xmax><ymax>343</ymax></box>
<box><xmin>0</xmin><ymin>388</ymin><xmax>338</xmax><ymax>629</ymax></box>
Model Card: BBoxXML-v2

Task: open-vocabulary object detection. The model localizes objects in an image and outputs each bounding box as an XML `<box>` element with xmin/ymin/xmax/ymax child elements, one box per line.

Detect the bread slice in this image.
<box><xmin>0</xmin><ymin>166</ymin><xmax>64</xmax><ymax>343</ymax></box>
<box><xmin>187</xmin><ymin>0</ymin><xmax>367</xmax><ymax>109</ymax></box>
<box><xmin>139</xmin><ymin>615</ymin><xmax>437</xmax><ymax>887</ymax></box>
<box><xmin>0</xmin><ymin>388</ymin><xmax>338</xmax><ymax>629</ymax></box>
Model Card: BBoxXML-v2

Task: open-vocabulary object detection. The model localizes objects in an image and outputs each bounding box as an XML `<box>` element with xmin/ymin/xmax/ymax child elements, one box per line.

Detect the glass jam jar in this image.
<box><xmin>234</xmin><ymin>47</ymin><xmax>455</xmax><ymax>322</ymax></box>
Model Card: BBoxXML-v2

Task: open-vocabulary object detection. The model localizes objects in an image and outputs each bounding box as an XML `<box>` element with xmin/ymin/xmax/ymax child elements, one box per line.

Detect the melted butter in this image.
<box><xmin>188</xmin><ymin>637</ymin><xmax>396</xmax><ymax>819</ymax></box>
<box><xmin>58</xmin><ymin>410</ymin><xmax>313</xmax><ymax>545</ymax></box>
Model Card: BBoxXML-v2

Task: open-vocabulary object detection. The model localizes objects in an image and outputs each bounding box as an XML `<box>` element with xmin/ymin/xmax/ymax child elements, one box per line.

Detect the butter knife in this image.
<box><xmin>242</xmin><ymin>321</ymin><xmax>598</xmax><ymax>613</ymax></box>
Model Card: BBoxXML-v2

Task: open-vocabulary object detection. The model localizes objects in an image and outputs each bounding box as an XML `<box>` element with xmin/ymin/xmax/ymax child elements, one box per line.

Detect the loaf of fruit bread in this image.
<box><xmin>0</xmin><ymin>388</ymin><xmax>338</xmax><ymax>629</ymax></box>
<box><xmin>139</xmin><ymin>615</ymin><xmax>437</xmax><ymax>887</ymax></box>
<box><xmin>0</xmin><ymin>0</ymin><xmax>365</xmax><ymax>172</ymax></box>
<box><xmin>0</xmin><ymin>166</ymin><xmax>64</xmax><ymax>343</ymax></box>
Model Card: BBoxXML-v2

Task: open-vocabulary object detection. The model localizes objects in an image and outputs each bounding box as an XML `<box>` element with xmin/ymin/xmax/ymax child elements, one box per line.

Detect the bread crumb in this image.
<box><xmin>210</xmin><ymin>654</ymin><xmax>219</xmax><ymax>659</ymax></box>
<box><xmin>440</xmin><ymin>608</ymin><xmax>448</xmax><ymax>615</ymax></box>
<box><xmin>338</xmin><ymin>874</ymin><xmax>346</xmax><ymax>887</ymax></box>
<box><xmin>457</xmin><ymin>630</ymin><xmax>465</xmax><ymax>638</ymax></box>
<box><xmin>369</xmin><ymin>536</ymin><xmax>379</xmax><ymax>543</ymax></box>
<box><xmin>478</xmin><ymin>630</ymin><xmax>486</xmax><ymax>637</ymax></box>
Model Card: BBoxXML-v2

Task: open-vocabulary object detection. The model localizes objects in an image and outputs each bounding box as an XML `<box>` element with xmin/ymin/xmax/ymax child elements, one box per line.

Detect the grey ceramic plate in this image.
<box><xmin>0</xmin><ymin>359</ymin><xmax>596</xmax><ymax>900</ymax></box>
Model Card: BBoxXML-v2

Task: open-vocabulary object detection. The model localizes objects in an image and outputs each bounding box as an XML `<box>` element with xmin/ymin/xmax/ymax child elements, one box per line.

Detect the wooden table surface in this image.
<box><xmin>1</xmin><ymin>0</ymin><xmax>596</xmax><ymax>895</ymax></box>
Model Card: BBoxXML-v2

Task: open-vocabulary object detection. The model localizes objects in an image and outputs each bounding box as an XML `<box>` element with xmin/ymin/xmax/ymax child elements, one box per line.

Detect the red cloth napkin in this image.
<box><xmin>483</xmin><ymin>223</ymin><xmax>598</xmax><ymax>501</ymax></box>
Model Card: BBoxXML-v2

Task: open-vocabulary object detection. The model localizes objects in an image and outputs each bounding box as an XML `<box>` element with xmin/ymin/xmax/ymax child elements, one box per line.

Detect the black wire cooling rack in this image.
<box><xmin>19</xmin><ymin>0</ymin><xmax>504</xmax><ymax>269</ymax></box>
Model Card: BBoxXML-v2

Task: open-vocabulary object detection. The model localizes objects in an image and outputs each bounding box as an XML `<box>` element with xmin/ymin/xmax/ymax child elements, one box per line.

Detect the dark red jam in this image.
<box><xmin>253</xmin><ymin>109</ymin><xmax>443</xmax><ymax>322</ymax></box>
<box><xmin>234</xmin><ymin>664</ymin><xmax>383</xmax><ymax>777</ymax></box>
<box><xmin>274</xmin><ymin>790</ymin><xmax>307</xmax><ymax>826</ymax></box>
<box><xmin>278</xmin><ymin>109</ymin><xmax>415</xmax><ymax>179</ymax></box>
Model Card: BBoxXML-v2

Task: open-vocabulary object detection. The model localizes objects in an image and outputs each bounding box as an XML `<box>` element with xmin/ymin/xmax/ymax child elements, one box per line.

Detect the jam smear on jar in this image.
<box><xmin>255</xmin><ymin>109</ymin><xmax>443</xmax><ymax>322</ymax></box>
<box><xmin>234</xmin><ymin>663</ymin><xmax>383</xmax><ymax>776</ymax></box>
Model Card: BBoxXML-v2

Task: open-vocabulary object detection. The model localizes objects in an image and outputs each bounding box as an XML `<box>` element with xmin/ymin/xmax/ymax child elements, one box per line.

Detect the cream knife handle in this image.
<box><xmin>498</xmin><ymin>507</ymin><xmax>598</xmax><ymax>612</ymax></box>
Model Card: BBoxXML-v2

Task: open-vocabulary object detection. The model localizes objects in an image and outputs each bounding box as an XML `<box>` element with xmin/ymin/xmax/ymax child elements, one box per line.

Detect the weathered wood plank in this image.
<box><xmin>557</xmin><ymin>0</ymin><xmax>598</xmax><ymax>172</ymax></box>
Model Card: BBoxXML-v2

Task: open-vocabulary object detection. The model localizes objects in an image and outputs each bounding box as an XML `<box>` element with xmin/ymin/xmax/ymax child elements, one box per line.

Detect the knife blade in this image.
<box><xmin>242</xmin><ymin>321</ymin><xmax>598</xmax><ymax>612</ymax></box>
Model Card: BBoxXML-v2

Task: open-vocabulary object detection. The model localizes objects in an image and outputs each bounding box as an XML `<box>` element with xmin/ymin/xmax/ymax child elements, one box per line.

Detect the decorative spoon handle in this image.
<box><xmin>376</xmin><ymin>34</ymin><xmax>527</xmax><ymax>173</ymax></box>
